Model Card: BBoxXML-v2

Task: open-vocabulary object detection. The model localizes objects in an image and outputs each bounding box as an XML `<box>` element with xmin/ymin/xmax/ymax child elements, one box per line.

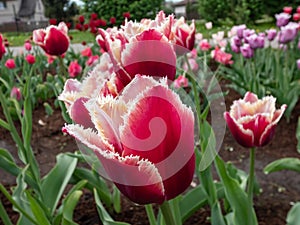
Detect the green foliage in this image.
<box><xmin>198</xmin><ymin>0</ymin><xmax>264</xmax><ymax>25</ymax></box>
<box><xmin>42</xmin><ymin>0</ymin><xmax>79</xmax><ymax>23</ymax></box>
<box><xmin>81</xmin><ymin>0</ymin><xmax>164</xmax><ymax>26</ymax></box>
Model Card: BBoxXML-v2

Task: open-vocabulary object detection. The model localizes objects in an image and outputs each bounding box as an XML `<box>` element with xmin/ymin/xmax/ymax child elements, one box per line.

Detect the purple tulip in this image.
<box><xmin>240</xmin><ymin>44</ymin><xmax>254</xmax><ymax>58</ymax></box>
<box><xmin>243</xmin><ymin>29</ymin><xmax>255</xmax><ymax>43</ymax></box>
<box><xmin>230</xmin><ymin>43</ymin><xmax>240</xmax><ymax>53</ymax></box>
<box><xmin>275</xmin><ymin>13</ymin><xmax>291</xmax><ymax>27</ymax></box>
<box><xmin>247</xmin><ymin>34</ymin><xmax>265</xmax><ymax>49</ymax></box>
<box><xmin>232</xmin><ymin>35</ymin><xmax>242</xmax><ymax>46</ymax></box>
<box><xmin>236</xmin><ymin>24</ymin><xmax>247</xmax><ymax>39</ymax></box>
<box><xmin>267</xmin><ymin>29</ymin><xmax>277</xmax><ymax>41</ymax></box>
<box><xmin>278</xmin><ymin>22</ymin><xmax>299</xmax><ymax>44</ymax></box>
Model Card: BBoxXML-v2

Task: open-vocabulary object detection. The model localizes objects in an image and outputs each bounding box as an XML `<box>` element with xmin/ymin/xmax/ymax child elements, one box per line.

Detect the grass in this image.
<box><xmin>2</xmin><ymin>30</ymin><xmax>96</xmax><ymax>47</ymax></box>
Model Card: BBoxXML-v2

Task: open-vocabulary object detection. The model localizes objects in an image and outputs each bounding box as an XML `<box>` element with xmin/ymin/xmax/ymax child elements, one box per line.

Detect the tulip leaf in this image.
<box><xmin>94</xmin><ymin>189</ymin><xmax>131</xmax><ymax>225</ymax></box>
<box><xmin>297</xmin><ymin>117</ymin><xmax>300</xmax><ymax>153</ymax></box>
<box><xmin>25</xmin><ymin>191</ymin><xmax>51</xmax><ymax>225</ymax></box>
<box><xmin>41</xmin><ymin>153</ymin><xmax>78</xmax><ymax>215</ymax></box>
<box><xmin>215</xmin><ymin>155</ymin><xmax>258</xmax><ymax>225</ymax></box>
<box><xmin>286</xmin><ymin>202</ymin><xmax>300</xmax><ymax>225</ymax></box>
<box><xmin>264</xmin><ymin>157</ymin><xmax>300</xmax><ymax>174</ymax></box>
<box><xmin>61</xmin><ymin>190</ymin><xmax>83</xmax><ymax>225</ymax></box>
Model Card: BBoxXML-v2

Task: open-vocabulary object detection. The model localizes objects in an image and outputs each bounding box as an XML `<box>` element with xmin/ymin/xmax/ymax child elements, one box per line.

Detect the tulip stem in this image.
<box><xmin>247</xmin><ymin>147</ymin><xmax>256</xmax><ymax>205</ymax></box>
<box><xmin>145</xmin><ymin>205</ymin><xmax>157</xmax><ymax>225</ymax></box>
<box><xmin>160</xmin><ymin>201</ymin><xmax>180</xmax><ymax>225</ymax></box>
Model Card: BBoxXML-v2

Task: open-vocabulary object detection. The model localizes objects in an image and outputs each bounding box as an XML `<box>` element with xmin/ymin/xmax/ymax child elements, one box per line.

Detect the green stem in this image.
<box><xmin>58</xmin><ymin>56</ymin><xmax>68</xmax><ymax>77</ymax></box>
<box><xmin>247</xmin><ymin>147</ymin><xmax>256</xmax><ymax>205</ymax></box>
<box><xmin>160</xmin><ymin>201</ymin><xmax>179</xmax><ymax>225</ymax></box>
<box><xmin>0</xmin><ymin>197</ymin><xmax>13</xmax><ymax>225</ymax></box>
<box><xmin>145</xmin><ymin>204</ymin><xmax>157</xmax><ymax>225</ymax></box>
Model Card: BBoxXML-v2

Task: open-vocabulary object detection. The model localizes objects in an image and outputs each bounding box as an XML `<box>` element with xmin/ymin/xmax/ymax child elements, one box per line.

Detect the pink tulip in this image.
<box><xmin>283</xmin><ymin>6</ymin><xmax>293</xmax><ymax>14</ymax></box>
<box><xmin>86</xmin><ymin>55</ymin><xmax>99</xmax><ymax>66</ymax></box>
<box><xmin>236</xmin><ymin>24</ymin><xmax>247</xmax><ymax>39</ymax></box>
<box><xmin>24</xmin><ymin>41</ymin><xmax>32</xmax><ymax>51</ymax></box>
<box><xmin>199</xmin><ymin>39</ymin><xmax>211</xmax><ymax>51</ymax></box>
<box><xmin>81</xmin><ymin>47</ymin><xmax>92</xmax><ymax>57</ymax></box>
<box><xmin>97</xmin><ymin>28</ymin><xmax>176</xmax><ymax>92</ymax></box>
<box><xmin>5</xmin><ymin>58</ymin><xmax>16</xmax><ymax>69</ymax></box>
<box><xmin>240</xmin><ymin>44</ymin><xmax>254</xmax><ymax>58</ymax></box>
<box><xmin>275</xmin><ymin>13</ymin><xmax>291</xmax><ymax>27</ymax></box>
<box><xmin>297</xmin><ymin>59</ymin><xmax>300</xmax><ymax>69</ymax></box>
<box><xmin>68</xmin><ymin>60</ymin><xmax>82</xmax><ymax>78</ymax></box>
<box><xmin>224</xmin><ymin>92</ymin><xmax>286</xmax><ymax>148</ymax></box>
<box><xmin>174</xmin><ymin>17</ymin><xmax>196</xmax><ymax>51</ymax></box>
<box><xmin>33</xmin><ymin>22</ymin><xmax>70</xmax><ymax>56</ymax></box>
<box><xmin>266</xmin><ymin>29</ymin><xmax>277</xmax><ymax>41</ymax></box>
<box><xmin>211</xmin><ymin>47</ymin><xmax>233</xmax><ymax>65</ymax></box>
<box><xmin>247</xmin><ymin>34</ymin><xmax>265</xmax><ymax>49</ymax></box>
<box><xmin>0</xmin><ymin>34</ymin><xmax>6</xmax><ymax>60</ymax></box>
<box><xmin>293</xmin><ymin>13</ymin><xmax>300</xmax><ymax>21</ymax></box>
<box><xmin>25</xmin><ymin>54</ymin><xmax>35</xmax><ymax>64</ymax></box>
<box><xmin>10</xmin><ymin>87</ymin><xmax>22</xmax><ymax>101</ymax></box>
<box><xmin>174</xmin><ymin>75</ymin><xmax>188</xmax><ymax>88</ymax></box>
<box><xmin>62</xmin><ymin>75</ymin><xmax>195</xmax><ymax>204</ymax></box>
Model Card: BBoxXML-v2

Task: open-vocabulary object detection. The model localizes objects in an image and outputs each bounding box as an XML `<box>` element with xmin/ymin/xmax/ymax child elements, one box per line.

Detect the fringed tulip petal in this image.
<box><xmin>70</xmin><ymin>97</ymin><xmax>94</xmax><ymax>129</ymax></box>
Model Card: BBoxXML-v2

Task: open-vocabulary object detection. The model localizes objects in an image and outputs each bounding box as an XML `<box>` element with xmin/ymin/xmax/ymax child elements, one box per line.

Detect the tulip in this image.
<box><xmin>0</xmin><ymin>34</ymin><xmax>6</xmax><ymax>60</ymax></box>
<box><xmin>293</xmin><ymin>13</ymin><xmax>300</xmax><ymax>21</ymax></box>
<box><xmin>230</xmin><ymin>43</ymin><xmax>240</xmax><ymax>53</ymax></box>
<box><xmin>278</xmin><ymin>22</ymin><xmax>299</xmax><ymax>44</ymax></box>
<box><xmin>24</xmin><ymin>41</ymin><xmax>32</xmax><ymax>51</ymax></box>
<box><xmin>49</xmin><ymin>18</ymin><xmax>57</xmax><ymax>25</ymax></box>
<box><xmin>25</xmin><ymin>54</ymin><xmax>35</xmax><ymax>64</ymax></box>
<box><xmin>211</xmin><ymin>47</ymin><xmax>233</xmax><ymax>65</ymax></box>
<box><xmin>81</xmin><ymin>47</ymin><xmax>92</xmax><ymax>57</ymax></box>
<box><xmin>297</xmin><ymin>59</ymin><xmax>300</xmax><ymax>69</ymax></box>
<box><xmin>10</xmin><ymin>87</ymin><xmax>22</xmax><ymax>101</ymax></box>
<box><xmin>110</xmin><ymin>17</ymin><xmax>116</xmax><ymax>25</ymax></box>
<box><xmin>62</xmin><ymin>75</ymin><xmax>195</xmax><ymax>204</ymax></box>
<box><xmin>123</xmin><ymin>12</ymin><xmax>130</xmax><ymax>19</ymax></box>
<box><xmin>275</xmin><ymin>13</ymin><xmax>291</xmax><ymax>27</ymax></box>
<box><xmin>5</xmin><ymin>58</ymin><xmax>16</xmax><ymax>69</ymax></box>
<box><xmin>33</xmin><ymin>22</ymin><xmax>70</xmax><ymax>56</ymax></box>
<box><xmin>86</xmin><ymin>55</ymin><xmax>99</xmax><ymax>66</ymax></box>
<box><xmin>174</xmin><ymin>17</ymin><xmax>196</xmax><ymax>51</ymax></box>
<box><xmin>205</xmin><ymin>21</ymin><xmax>213</xmax><ymax>29</ymax></box>
<box><xmin>173</xmin><ymin>75</ymin><xmax>188</xmax><ymax>88</ymax></box>
<box><xmin>78</xmin><ymin>15</ymin><xmax>85</xmax><ymax>24</ymax></box>
<box><xmin>224</xmin><ymin>92</ymin><xmax>286</xmax><ymax>148</ymax></box>
<box><xmin>97</xmin><ymin>28</ymin><xmax>176</xmax><ymax>92</ymax></box>
<box><xmin>232</xmin><ymin>35</ymin><xmax>242</xmax><ymax>46</ymax></box>
<box><xmin>297</xmin><ymin>6</ymin><xmax>300</xmax><ymax>14</ymax></box>
<box><xmin>247</xmin><ymin>34</ymin><xmax>265</xmax><ymax>49</ymax></box>
<box><xmin>283</xmin><ymin>6</ymin><xmax>293</xmax><ymax>14</ymax></box>
<box><xmin>90</xmin><ymin>13</ymin><xmax>98</xmax><ymax>20</ymax></box>
<box><xmin>240</xmin><ymin>44</ymin><xmax>254</xmax><ymax>59</ymax></box>
<box><xmin>236</xmin><ymin>24</ymin><xmax>247</xmax><ymax>39</ymax></box>
<box><xmin>199</xmin><ymin>39</ymin><xmax>211</xmax><ymax>51</ymax></box>
<box><xmin>266</xmin><ymin>29</ymin><xmax>277</xmax><ymax>41</ymax></box>
<box><xmin>68</xmin><ymin>60</ymin><xmax>82</xmax><ymax>78</ymax></box>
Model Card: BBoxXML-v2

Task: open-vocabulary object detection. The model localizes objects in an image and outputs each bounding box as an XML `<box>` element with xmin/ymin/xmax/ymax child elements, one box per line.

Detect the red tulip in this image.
<box><xmin>297</xmin><ymin>6</ymin><xmax>300</xmax><ymax>14</ymax></box>
<box><xmin>123</xmin><ymin>12</ymin><xmax>130</xmax><ymax>19</ymax></box>
<box><xmin>86</xmin><ymin>55</ymin><xmax>99</xmax><ymax>66</ymax></box>
<box><xmin>174</xmin><ymin>17</ymin><xmax>196</xmax><ymax>51</ymax></box>
<box><xmin>5</xmin><ymin>59</ymin><xmax>16</xmax><ymax>69</ymax></box>
<box><xmin>90</xmin><ymin>13</ymin><xmax>98</xmax><ymax>20</ymax></box>
<box><xmin>49</xmin><ymin>18</ymin><xmax>57</xmax><ymax>25</ymax></box>
<box><xmin>62</xmin><ymin>75</ymin><xmax>195</xmax><ymax>204</ymax></box>
<box><xmin>33</xmin><ymin>22</ymin><xmax>70</xmax><ymax>56</ymax></box>
<box><xmin>224</xmin><ymin>92</ymin><xmax>286</xmax><ymax>148</ymax></box>
<box><xmin>25</xmin><ymin>54</ymin><xmax>35</xmax><ymax>64</ymax></box>
<box><xmin>110</xmin><ymin>17</ymin><xmax>116</xmax><ymax>25</ymax></box>
<box><xmin>78</xmin><ymin>15</ymin><xmax>85</xmax><ymax>24</ymax></box>
<box><xmin>283</xmin><ymin>6</ymin><xmax>293</xmax><ymax>14</ymax></box>
<box><xmin>97</xmin><ymin>28</ymin><xmax>176</xmax><ymax>92</ymax></box>
<box><xmin>24</xmin><ymin>41</ymin><xmax>32</xmax><ymax>51</ymax></box>
<box><xmin>212</xmin><ymin>47</ymin><xmax>233</xmax><ymax>65</ymax></box>
<box><xmin>68</xmin><ymin>60</ymin><xmax>82</xmax><ymax>78</ymax></box>
<box><xmin>0</xmin><ymin>34</ymin><xmax>6</xmax><ymax>60</ymax></box>
<box><xmin>75</xmin><ymin>23</ymin><xmax>83</xmax><ymax>31</ymax></box>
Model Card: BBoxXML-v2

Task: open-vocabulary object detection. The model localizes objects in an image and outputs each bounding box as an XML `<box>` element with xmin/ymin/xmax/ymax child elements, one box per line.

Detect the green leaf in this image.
<box><xmin>41</xmin><ymin>153</ymin><xmax>78</xmax><ymax>215</ymax></box>
<box><xmin>0</xmin><ymin>198</ymin><xmax>13</xmax><ymax>225</ymax></box>
<box><xmin>215</xmin><ymin>156</ymin><xmax>258</xmax><ymax>225</ymax></box>
<box><xmin>112</xmin><ymin>186</ymin><xmax>121</xmax><ymax>213</ymax></box>
<box><xmin>297</xmin><ymin>117</ymin><xmax>300</xmax><ymax>153</ymax></box>
<box><xmin>94</xmin><ymin>189</ymin><xmax>130</xmax><ymax>225</ymax></box>
<box><xmin>61</xmin><ymin>190</ymin><xmax>83</xmax><ymax>225</ymax></box>
<box><xmin>264</xmin><ymin>158</ymin><xmax>300</xmax><ymax>174</ymax></box>
<box><xmin>26</xmin><ymin>191</ymin><xmax>51</xmax><ymax>225</ymax></box>
<box><xmin>287</xmin><ymin>202</ymin><xmax>300</xmax><ymax>225</ymax></box>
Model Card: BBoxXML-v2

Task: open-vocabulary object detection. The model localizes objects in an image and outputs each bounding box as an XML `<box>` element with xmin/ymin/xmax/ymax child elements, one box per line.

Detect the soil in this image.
<box><xmin>0</xmin><ymin>81</ymin><xmax>300</xmax><ymax>225</ymax></box>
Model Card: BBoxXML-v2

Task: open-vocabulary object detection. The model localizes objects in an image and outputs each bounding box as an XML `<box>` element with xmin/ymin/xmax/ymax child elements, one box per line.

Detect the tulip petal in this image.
<box><xmin>120</xmin><ymin>76</ymin><xmax>195</xmax><ymax>199</ymax></box>
<box><xmin>44</xmin><ymin>26</ymin><xmax>69</xmax><ymax>55</ymax></box>
<box><xmin>85</xmin><ymin>98</ymin><xmax>123</xmax><ymax>154</ymax></box>
<box><xmin>243</xmin><ymin>92</ymin><xmax>258</xmax><ymax>103</ymax></box>
<box><xmin>70</xmin><ymin>97</ymin><xmax>94</xmax><ymax>129</ymax></box>
<box><xmin>224</xmin><ymin>112</ymin><xmax>254</xmax><ymax>148</ymax></box>
<box><xmin>121</xmin><ymin>29</ymin><xmax>176</xmax><ymax>81</ymax></box>
<box><xmin>259</xmin><ymin>104</ymin><xmax>287</xmax><ymax>146</ymax></box>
